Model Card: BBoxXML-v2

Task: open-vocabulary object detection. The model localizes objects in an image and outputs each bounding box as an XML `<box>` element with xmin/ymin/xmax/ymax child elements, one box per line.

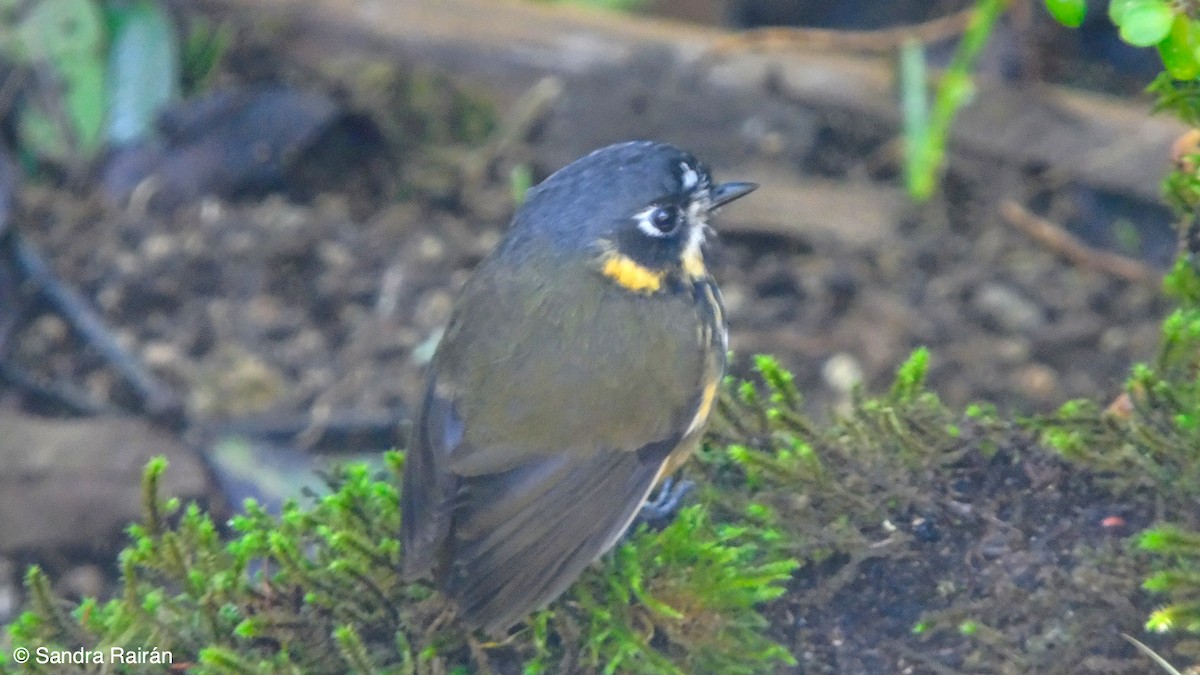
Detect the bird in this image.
<box><xmin>400</xmin><ymin>140</ymin><xmax>756</xmax><ymax>635</ymax></box>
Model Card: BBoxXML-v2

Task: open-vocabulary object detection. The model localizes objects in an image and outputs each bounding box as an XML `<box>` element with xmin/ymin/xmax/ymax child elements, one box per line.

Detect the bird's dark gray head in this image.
<box><xmin>508</xmin><ymin>141</ymin><xmax>755</xmax><ymax>292</ymax></box>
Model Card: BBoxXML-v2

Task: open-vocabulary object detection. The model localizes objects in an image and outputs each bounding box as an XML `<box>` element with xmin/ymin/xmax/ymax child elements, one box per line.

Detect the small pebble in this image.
<box><xmin>912</xmin><ymin>517</ymin><xmax>940</xmax><ymax>543</ymax></box>
<box><xmin>140</xmin><ymin>233</ymin><xmax>175</xmax><ymax>261</ymax></box>
<box><xmin>59</xmin><ymin>564</ymin><xmax>106</xmax><ymax>600</ymax></box>
<box><xmin>822</xmin><ymin>352</ymin><xmax>864</xmax><ymax>393</ymax></box>
<box><xmin>31</xmin><ymin>314</ymin><xmax>68</xmax><ymax>345</ymax></box>
<box><xmin>1014</xmin><ymin>363</ymin><xmax>1059</xmax><ymax>400</ymax></box>
<box><xmin>318</xmin><ymin>241</ymin><xmax>353</xmax><ymax>269</ymax></box>
<box><xmin>415</xmin><ymin>290</ymin><xmax>455</xmax><ymax>328</ymax></box>
<box><xmin>974</xmin><ymin>283</ymin><xmax>1045</xmax><ymax>332</ymax></box>
<box><xmin>1099</xmin><ymin>327</ymin><xmax>1129</xmax><ymax>352</ymax></box>
<box><xmin>416</xmin><ymin>234</ymin><xmax>445</xmax><ymax>261</ymax></box>
<box><xmin>142</xmin><ymin>341</ymin><xmax>183</xmax><ymax>369</ymax></box>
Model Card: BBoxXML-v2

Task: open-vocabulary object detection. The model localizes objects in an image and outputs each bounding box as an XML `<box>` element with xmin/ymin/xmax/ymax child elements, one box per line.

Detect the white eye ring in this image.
<box><xmin>635</xmin><ymin>206</ymin><xmax>677</xmax><ymax>237</ymax></box>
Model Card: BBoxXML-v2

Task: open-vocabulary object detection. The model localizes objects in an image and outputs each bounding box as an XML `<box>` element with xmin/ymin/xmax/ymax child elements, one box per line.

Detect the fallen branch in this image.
<box><xmin>210</xmin><ymin>0</ymin><xmax>1184</xmax><ymax>203</ymax></box>
<box><xmin>998</xmin><ymin>199</ymin><xmax>1157</xmax><ymax>284</ymax></box>
<box><xmin>4</xmin><ymin>230</ymin><xmax>183</xmax><ymax>419</ymax></box>
<box><xmin>708</xmin><ymin>6</ymin><xmax>977</xmax><ymax>57</ymax></box>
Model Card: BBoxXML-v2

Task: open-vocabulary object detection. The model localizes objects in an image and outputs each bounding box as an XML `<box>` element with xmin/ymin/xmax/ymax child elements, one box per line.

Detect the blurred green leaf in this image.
<box><xmin>12</xmin><ymin>0</ymin><xmax>107</xmax><ymax>163</ymax></box>
<box><xmin>1158</xmin><ymin>16</ymin><xmax>1200</xmax><ymax>80</ymax></box>
<box><xmin>1044</xmin><ymin>0</ymin><xmax>1086</xmax><ymax>28</ymax></box>
<box><xmin>900</xmin><ymin>39</ymin><xmax>932</xmax><ymax>201</ymax></box>
<box><xmin>106</xmin><ymin>0</ymin><xmax>180</xmax><ymax>145</ymax></box>
<box><xmin>510</xmin><ymin>163</ymin><xmax>533</xmax><ymax>205</ymax></box>
<box><xmin>1115</xmin><ymin>0</ymin><xmax>1174</xmax><ymax>48</ymax></box>
<box><xmin>1109</xmin><ymin>0</ymin><xmax>1137</xmax><ymax>27</ymax></box>
<box><xmin>15</xmin><ymin>0</ymin><xmax>103</xmax><ymax>61</ymax></box>
<box><xmin>180</xmin><ymin>16</ymin><xmax>229</xmax><ymax>95</ymax></box>
<box><xmin>901</xmin><ymin>0</ymin><xmax>1001</xmax><ymax>202</ymax></box>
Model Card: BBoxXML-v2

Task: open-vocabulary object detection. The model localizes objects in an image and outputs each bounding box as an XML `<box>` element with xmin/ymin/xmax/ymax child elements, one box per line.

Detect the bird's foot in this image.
<box><xmin>632</xmin><ymin>477</ymin><xmax>695</xmax><ymax>532</ymax></box>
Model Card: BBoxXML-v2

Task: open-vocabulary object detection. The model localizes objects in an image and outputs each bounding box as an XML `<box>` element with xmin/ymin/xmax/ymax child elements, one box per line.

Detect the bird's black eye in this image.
<box><xmin>634</xmin><ymin>205</ymin><xmax>681</xmax><ymax>238</ymax></box>
<box><xmin>649</xmin><ymin>207</ymin><xmax>677</xmax><ymax>233</ymax></box>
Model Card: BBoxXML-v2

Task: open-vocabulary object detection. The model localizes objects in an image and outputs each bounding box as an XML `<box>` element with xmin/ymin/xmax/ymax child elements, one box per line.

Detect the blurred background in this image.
<box><xmin>0</xmin><ymin>0</ymin><xmax>1188</xmax><ymax>670</ymax></box>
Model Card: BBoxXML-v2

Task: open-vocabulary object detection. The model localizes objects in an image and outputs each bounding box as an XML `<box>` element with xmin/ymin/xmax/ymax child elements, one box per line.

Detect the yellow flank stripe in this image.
<box><xmin>687</xmin><ymin>377</ymin><xmax>719</xmax><ymax>436</ymax></box>
<box><xmin>702</xmin><ymin>281</ymin><xmax>725</xmax><ymax>347</ymax></box>
<box><xmin>682</xmin><ymin>248</ymin><xmax>706</xmax><ymax>279</ymax></box>
<box><xmin>602</xmin><ymin>253</ymin><xmax>664</xmax><ymax>293</ymax></box>
<box><xmin>661</xmin><ymin>376</ymin><xmax>720</xmax><ymax>479</ymax></box>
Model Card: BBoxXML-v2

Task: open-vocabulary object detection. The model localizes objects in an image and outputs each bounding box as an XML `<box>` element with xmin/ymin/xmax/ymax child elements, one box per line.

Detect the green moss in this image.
<box><xmin>1149</xmin><ymin>74</ymin><xmax>1200</xmax><ymax>127</ymax></box>
<box><xmin>0</xmin><ymin>343</ymin><xmax>1001</xmax><ymax>672</ymax></box>
<box><xmin>1034</xmin><ymin>66</ymin><xmax>1200</xmax><ymax>632</ymax></box>
<box><xmin>704</xmin><ymin>350</ymin><xmax>991</xmax><ymax>580</ymax></box>
<box><xmin>4</xmin><ymin>441</ymin><xmax>797</xmax><ymax>673</ymax></box>
<box><xmin>4</xmin><ymin>308</ymin><xmax>1199</xmax><ymax>670</ymax></box>
<box><xmin>1032</xmin><ymin>183</ymin><xmax>1200</xmax><ymax>645</ymax></box>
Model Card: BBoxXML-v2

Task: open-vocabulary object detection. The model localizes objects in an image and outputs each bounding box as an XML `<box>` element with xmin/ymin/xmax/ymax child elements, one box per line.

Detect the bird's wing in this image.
<box><xmin>400</xmin><ymin>255</ymin><xmax>719</xmax><ymax>632</ymax></box>
<box><xmin>401</xmin><ymin>353</ymin><xmax>698</xmax><ymax>633</ymax></box>
<box><xmin>400</xmin><ymin>371</ymin><xmax>463</xmax><ymax>580</ymax></box>
<box><xmin>442</xmin><ymin>430</ymin><xmax>679</xmax><ymax>634</ymax></box>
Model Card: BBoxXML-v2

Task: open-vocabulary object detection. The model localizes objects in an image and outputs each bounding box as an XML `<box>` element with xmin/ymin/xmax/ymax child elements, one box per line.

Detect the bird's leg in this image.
<box><xmin>465</xmin><ymin>633</ymin><xmax>497</xmax><ymax>675</ymax></box>
<box><xmin>632</xmin><ymin>476</ymin><xmax>695</xmax><ymax>532</ymax></box>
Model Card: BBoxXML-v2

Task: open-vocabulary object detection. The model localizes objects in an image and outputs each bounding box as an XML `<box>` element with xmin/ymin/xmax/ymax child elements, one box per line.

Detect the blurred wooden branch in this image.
<box><xmin>999</xmin><ymin>199</ymin><xmax>1157</xmax><ymax>284</ymax></box>
<box><xmin>207</xmin><ymin>0</ymin><xmax>1180</xmax><ymax>205</ymax></box>
<box><xmin>707</xmin><ymin>6</ymin><xmax>975</xmax><ymax>56</ymax></box>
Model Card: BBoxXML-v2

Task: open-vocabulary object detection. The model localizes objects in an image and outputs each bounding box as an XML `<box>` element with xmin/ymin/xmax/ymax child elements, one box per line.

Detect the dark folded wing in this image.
<box><xmin>400</xmin><ymin>376</ymin><xmax>463</xmax><ymax>580</ymax></box>
<box><xmin>443</xmin><ymin>434</ymin><xmax>678</xmax><ymax>634</ymax></box>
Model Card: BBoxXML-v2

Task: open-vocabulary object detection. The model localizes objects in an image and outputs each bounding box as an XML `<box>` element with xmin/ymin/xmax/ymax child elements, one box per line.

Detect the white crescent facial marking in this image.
<box><xmin>634</xmin><ymin>206</ymin><xmax>671</xmax><ymax>238</ymax></box>
<box><xmin>683</xmin><ymin>196</ymin><xmax>708</xmax><ymax>252</ymax></box>
<box><xmin>683</xmin><ymin>215</ymin><xmax>705</xmax><ymax>258</ymax></box>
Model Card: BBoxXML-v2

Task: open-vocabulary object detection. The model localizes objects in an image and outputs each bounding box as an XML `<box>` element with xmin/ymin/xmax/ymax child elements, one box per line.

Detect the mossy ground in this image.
<box><xmin>5</xmin><ymin>311</ymin><xmax>1200</xmax><ymax>672</ymax></box>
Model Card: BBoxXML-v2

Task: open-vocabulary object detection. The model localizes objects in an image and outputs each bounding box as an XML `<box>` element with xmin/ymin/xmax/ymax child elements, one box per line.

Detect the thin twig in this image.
<box><xmin>7</xmin><ymin>231</ymin><xmax>182</xmax><ymax>417</ymax></box>
<box><xmin>998</xmin><ymin>199</ymin><xmax>1157</xmax><ymax>284</ymax></box>
<box><xmin>1121</xmin><ymin>633</ymin><xmax>1183</xmax><ymax>675</ymax></box>
<box><xmin>466</xmin><ymin>633</ymin><xmax>496</xmax><ymax>675</ymax></box>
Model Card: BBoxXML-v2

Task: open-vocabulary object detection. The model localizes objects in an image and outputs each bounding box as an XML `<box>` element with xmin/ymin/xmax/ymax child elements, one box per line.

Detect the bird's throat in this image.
<box><xmin>601</xmin><ymin>253</ymin><xmax>665</xmax><ymax>293</ymax></box>
<box><xmin>599</xmin><ymin>248</ymin><xmax>708</xmax><ymax>295</ymax></box>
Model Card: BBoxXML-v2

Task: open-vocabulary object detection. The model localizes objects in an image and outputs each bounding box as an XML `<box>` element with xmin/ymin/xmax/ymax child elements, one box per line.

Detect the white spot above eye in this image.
<box><xmin>680</xmin><ymin>163</ymin><xmax>699</xmax><ymax>190</ymax></box>
<box><xmin>634</xmin><ymin>206</ymin><xmax>671</xmax><ymax>238</ymax></box>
